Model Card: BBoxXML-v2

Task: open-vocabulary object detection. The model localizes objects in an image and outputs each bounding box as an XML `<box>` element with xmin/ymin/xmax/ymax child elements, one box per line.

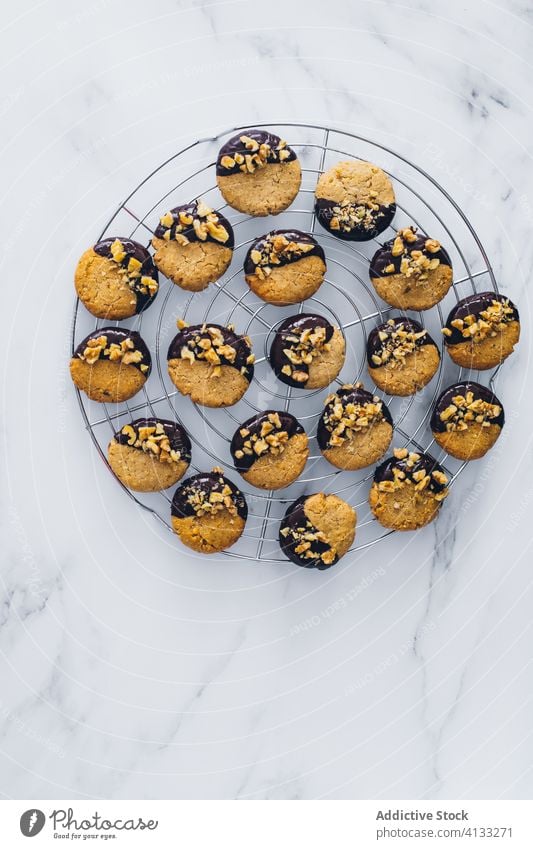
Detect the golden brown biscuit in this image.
<box><xmin>318</xmin><ymin>384</ymin><xmax>393</xmax><ymax>471</ymax></box>
<box><xmin>279</xmin><ymin>493</ymin><xmax>357</xmax><ymax>569</ymax></box>
<box><xmin>442</xmin><ymin>292</ymin><xmax>520</xmax><ymax>370</ymax></box>
<box><xmin>431</xmin><ymin>381</ymin><xmax>504</xmax><ymax>461</ymax></box>
<box><xmin>369</xmin><ymin>448</ymin><xmax>449</xmax><ymax>531</ymax></box>
<box><xmin>315</xmin><ymin>160</ymin><xmax>396</xmax><ymax>240</ymax></box>
<box><xmin>108</xmin><ymin>418</ymin><xmax>191</xmax><ymax>491</ymax></box>
<box><xmin>216</xmin><ymin>130</ymin><xmax>301</xmax><ymax>216</ymax></box>
<box><xmin>367</xmin><ymin>317</ymin><xmax>440</xmax><ymax>396</ymax></box>
<box><xmin>370</xmin><ymin>227</ymin><xmax>453</xmax><ymax>311</ymax></box>
<box><xmin>171</xmin><ymin>470</ymin><xmax>247</xmax><ymax>553</ymax></box>
<box><xmin>270</xmin><ymin>314</ymin><xmax>345</xmax><ymax>389</ymax></box>
<box><xmin>230</xmin><ymin>411</ymin><xmax>308</xmax><ymax>490</ymax></box>
<box><xmin>152</xmin><ymin>199</ymin><xmax>233</xmax><ymax>291</ymax></box>
<box><xmin>70</xmin><ymin>328</ymin><xmax>151</xmax><ymax>403</ymax></box>
<box><xmin>244</xmin><ymin>230</ymin><xmax>326</xmax><ymax>305</ymax></box>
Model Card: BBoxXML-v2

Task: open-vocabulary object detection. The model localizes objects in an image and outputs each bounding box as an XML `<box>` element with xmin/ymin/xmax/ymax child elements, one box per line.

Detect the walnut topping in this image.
<box><xmin>107</xmin><ymin>240</ymin><xmax>158</xmax><ymax>297</ymax></box>
<box><xmin>281</xmin><ymin>515</ymin><xmax>336</xmax><ymax>565</ymax></box>
<box><xmin>120</xmin><ymin>422</ymin><xmax>182</xmax><ymax>464</ymax></box>
<box><xmin>158</xmin><ymin>201</ymin><xmax>229</xmax><ymax>245</ymax></box>
<box><xmin>235</xmin><ymin>412</ymin><xmax>290</xmax><ymax>461</ymax></box>
<box><xmin>79</xmin><ymin>335</ymin><xmax>146</xmax><ymax>369</ymax></box>
<box><xmin>323</xmin><ymin>384</ymin><xmax>385</xmax><ymax>447</ymax></box>
<box><xmin>178</xmin><ymin>325</ymin><xmax>254</xmax><ymax>378</ymax></box>
<box><xmin>250</xmin><ymin>233</ymin><xmax>315</xmax><ymax>279</ymax></box>
<box><xmin>442</xmin><ymin>299</ymin><xmax>516</xmax><ymax>343</ymax></box>
<box><xmin>329</xmin><ymin>197</ymin><xmax>384</xmax><ymax>233</ymax></box>
<box><xmin>219</xmin><ymin>135</ymin><xmax>290</xmax><ymax>174</ymax></box>
<box><xmin>279</xmin><ymin>322</ymin><xmax>331</xmax><ymax>382</ymax></box>
<box><xmin>186</xmin><ymin>473</ymin><xmax>238</xmax><ymax>517</ymax></box>
<box><xmin>377</xmin><ymin>451</ymin><xmax>449</xmax><ymax>502</ymax></box>
<box><xmin>383</xmin><ymin>227</ymin><xmax>441</xmax><ymax>282</ymax></box>
<box><xmin>438</xmin><ymin>390</ymin><xmax>501</xmax><ymax>432</ymax></box>
<box><xmin>370</xmin><ymin>319</ymin><xmax>427</xmax><ymax>369</ymax></box>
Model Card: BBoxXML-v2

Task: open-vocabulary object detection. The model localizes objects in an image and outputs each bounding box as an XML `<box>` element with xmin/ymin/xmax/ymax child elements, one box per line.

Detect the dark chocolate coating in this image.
<box><xmin>93</xmin><ymin>237</ymin><xmax>158</xmax><ymax>314</ymax></box>
<box><xmin>243</xmin><ymin>230</ymin><xmax>325</xmax><ymax>275</ymax></box>
<box><xmin>73</xmin><ymin>327</ymin><xmax>152</xmax><ymax>376</ymax></box>
<box><xmin>314</xmin><ymin>198</ymin><xmax>396</xmax><ymax>241</ymax></box>
<box><xmin>317</xmin><ymin>386</ymin><xmax>393</xmax><ymax>450</ymax></box>
<box><xmin>366</xmin><ymin>316</ymin><xmax>438</xmax><ymax>368</ymax></box>
<box><xmin>279</xmin><ymin>495</ymin><xmax>338</xmax><ymax>570</ymax></box>
<box><xmin>374</xmin><ymin>452</ymin><xmax>447</xmax><ymax>495</ymax></box>
<box><xmin>230</xmin><ymin>411</ymin><xmax>304</xmax><ymax>472</ymax></box>
<box><xmin>430</xmin><ymin>382</ymin><xmax>504</xmax><ymax>434</ymax></box>
<box><xmin>369</xmin><ymin>231</ymin><xmax>451</xmax><ymax>279</ymax></box>
<box><xmin>443</xmin><ymin>292</ymin><xmax>520</xmax><ymax>346</ymax></box>
<box><xmin>270</xmin><ymin>313</ymin><xmax>334</xmax><ymax>388</ymax></box>
<box><xmin>167</xmin><ymin>323</ymin><xmax>254</xmax><ymax>382</ymax></box>
<box><xmin>171</xmin><ymin>472</ymin><xmax>248</xmax><ymax>521</ymax></box>
<box><xmin>216</xmin><ymin>129</ymin><xmax>297</xmax><ymax>175</ymax></box>
<box><xmin>153</xmin><ymin>200</ymin><xmax>234</xmax><ymax>249</ymax></box>
<box><xmin>114</xmin><ymin>417</ymin><xmax>192</xmax><ymax>463</ymax></box>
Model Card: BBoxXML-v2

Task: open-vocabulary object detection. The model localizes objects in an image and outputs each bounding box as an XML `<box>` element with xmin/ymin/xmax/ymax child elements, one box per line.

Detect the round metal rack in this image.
<box><xmin>71</xmin><ymin>123</ymin><xmax>500</xmax><ymax>562</ymax></box>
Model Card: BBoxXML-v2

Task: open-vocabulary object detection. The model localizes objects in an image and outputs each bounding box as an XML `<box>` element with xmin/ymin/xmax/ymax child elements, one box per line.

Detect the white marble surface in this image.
<box><xmin>1</xmin><ymin>0</ymin><xmax>532</xmax><ymax>800</ymax></box>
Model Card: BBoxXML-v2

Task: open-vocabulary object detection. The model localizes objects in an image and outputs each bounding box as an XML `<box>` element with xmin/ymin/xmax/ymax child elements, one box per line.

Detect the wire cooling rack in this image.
<box><xmin>72</xmin><ymin>122</ymin><xmax>500</xmax><ymax>562</ymax></box>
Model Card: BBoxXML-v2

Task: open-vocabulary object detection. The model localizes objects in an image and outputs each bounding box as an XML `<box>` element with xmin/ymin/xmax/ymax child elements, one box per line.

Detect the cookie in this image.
<box><xmin>70</xmin><ymin>328</ymin><xmax>151</xmax><ymax>403</ymax></box>
<box><xmin>367</xmin><ymin>317</ymin><xmax>440</xmax><ymax>396</ymax></box>
<box><xmin>216</xmin><ymin>130</ymin><xmax>301</xmax><ymax>216</ymax></box>
<box><xmin>317</xmin><ymin>383</ymin><xmax>393</xmax><ymax>471</ymax></box>
<box><xmin>243</xmin><ymin>230</ymin><xmax>326</xmax><ymax>305</ymax></box>
<box><xmin>431</xmin><ymin>381</ymin><xmax>504</xmax><ymax>461</ymax></box>
<box><xmin>151</xmin><ymin>199</ymin><xmax>234</xmax><ymax>291</ymax></box>
<box><xmin>171</xmin><ymin>470</ymin><xmax>248</xmax><ymax>554</ymax></box>
<box><xmin>279</xmin><ymin>493</ymin><xmax>356</xmax><ymax>570</ymax></box>
<box><xmin>370</xmin><ymin>227</ymin><xmax>453</xmax><ymax>311</ymax></box>
<box><xmin>75</xmin><ymin>238</ymin><xmax>159</xmax><ymax>320</ymax></box>
<box><xmin>270</xmin><ymin>314</ymin><xmax>345</xmax><ymax>389</ymax></box>
<box><xmin>167</xmin><ymin>321</ymin><xmax>254</xmax><ymax>407</ymax></box>
<box><xmin>315</xmin><ymin>160</ymin><xmax>396</xmax><ymax>240</ymax></box>
<box><xmin>442</xmin><ymin>292</ymin><xmax>520</xmax><ymax>370</ymax></box>
<box><xmin>369</xmin><ymin>448</ymin><xmax>449</xmax><ymax>531</ymax></box>
<box><xmin>108</xmin><ymin>418</ymin><xmax>191</xmax><ymax>491</ymax></box>
<box><xmin>230</xmin><ymin>411</ymin><xmax>308</xmax><ymax>490</ymax></box>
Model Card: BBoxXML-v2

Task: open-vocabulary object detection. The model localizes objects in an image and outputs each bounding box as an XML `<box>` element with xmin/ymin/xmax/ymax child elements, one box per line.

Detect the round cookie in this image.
<box><xmin>75</xmin><ymin>238</ymin><xmax>159</xmax><ymax>320</ymax></box>
<box><xmin>370</xmin><ymin>227</ymin><xmax>453</xmax><ymax>311</ymax></box>
<box><xmin>270</xmin><ymin>314</ymin><xmax>345</xmax><ymax>389</ymax></box>
<box><xmin>108</xmin><ymin>418</ymin><xmax>191</xmax><ymax>491</ymax></box>
<box><xmin>367</xmin><ymin>316</ymin><xmax>440</xmax><ymax>396</ymax></box>
<box><xmin>70</xmin><ymin>328</ymin><xmax>151</xmax><ymax>403</ymax></box>
<box><xmin>431</xmin><ymin>381</ymin><xmax>504</xmax><ymax>461</ymax></box>
<box><xmin>442</xmin><ymin>292</ymin><xmax>520</xmax><ymax>370</ymax></box>
<box><xmin>230</xmin><ymin>411</ymin><xmax>308</xmax><ymax>490</ymax></box>
<box><xmin>317</xmin><ymin>384</ymin><xmax>393</xmax><ymax>471</ymax></box>
<box><xmin>315</xmin><ymin>160</ymin><xmax>396</xmax><ymax>240</ymax></box>
<box><xmin>167</xmin><ymin>321</ymin><xmax>254</xmax><ymax>408</ymax></box>
<box><xmin>151</xmin><ymin>199</ymin><xmax>234</xmax><ymax>291</ymax></box>
<box><xmin>244</xmin><ymin>230</ymin><xmax>326</xmax><ymax>305</ymax></box>
<box><xmin>369</xmin><ymin>448</ymin><xmax>449</xmax><ymax>531</ymax></box>
<box><xmin>279</xmin><ymin>493</ymin><xmax>357</xmax><ymax>570</ymax></box>
<box><xmin>171</xmin><ymin>470</ymin><xmax>248</xmax><ymax>554</ymax></box>
<box><xmin>216</xmin><ymin>130</ymin><xmax>301</xmax><ymax>216</ymax></box>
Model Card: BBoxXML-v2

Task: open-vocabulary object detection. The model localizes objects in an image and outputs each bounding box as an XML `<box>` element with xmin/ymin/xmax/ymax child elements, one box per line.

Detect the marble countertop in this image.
<box><xmin>1</xmin><ymin>0</ymin><xmax>532</xmax><ymax>800</ymax></box>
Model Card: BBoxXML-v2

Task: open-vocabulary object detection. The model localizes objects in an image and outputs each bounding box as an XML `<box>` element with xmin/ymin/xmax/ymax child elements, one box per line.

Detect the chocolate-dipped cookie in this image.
<box><xmin>369</xmin><ymin>448</ymin><xmax>449</xmax><ymax>531</ymax></box>
<box><xmin>171</xmin><ymin>469</ymin><xmax>248</xmax><ymax>553</ymax></box>
<box><xmin>318</xmin><ymin>384</ymin><xmax>393</xmax><ymax>471</ymax></box>
<box><xmin>216</xmin><ymin>130</ymin><xmax>301</xmax><ymax>216</ymax></box>
<box><xmin>367</xmin><ymin>317</ymin><xmax>440</xmax><ymax>396</ymax></box>
<box><xmin>370</xmin><ymin>227</ymin><xmax>453</xmax><ymax>311</ymax></box>
<box><xmin>315</xmin><ymin>160</ymin><xmax>396</xmax><ymax>240</ymax></box>
<box><xmin>279</xmin><ymin>493</ymin><xmax>356</xmax><ymax>570</ymax></box>
<box><xmin>75</xmin><ymin>238</ymin><xmax>159</xmax><ymax>320</ymax></box>
<box><xmin>230</xmin><ymin>411</ymin><xmax>308</xmax><ymax>490</ymax></box>
<box><xmin>431</xmin><ymin>381</ymin><xmax>504</xmax><ymax>460</ymax></box>
<box><xmin>270</xmin><ymin>314</ymin><xmax>345</xmax><ymax>389</ymax></box>
<box><xmin>244</xmin><ymin>230</ymin><xmax>326</xmax><ymax>305</ymax></box>
<box><xmin>70</xmin><ymin>328</ymin><xmax>151</xmax><ymax>403</ymax></box>
<box><xmin>167</xmin><ymin>321</ymin><xmax>254</xmax><ymax>408</ymax></box>
<box><xmin>151</xmin><ymin>199</ymin><xmax>234</xmax><ymax>291</ymax></box>
<box><xmin>108</xmin><ymin>418</ymin><xmax>191</xmax><ymax>491</ymax></box>
<box><xmin>442</xmin><ymin>292</ymin><xmax>520</xmax><ymax>370</ymax></box>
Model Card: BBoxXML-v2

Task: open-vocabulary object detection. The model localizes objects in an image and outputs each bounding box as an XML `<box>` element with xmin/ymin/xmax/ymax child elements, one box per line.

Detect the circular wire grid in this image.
<box><xmin>72</xmin><ymin>122</ymin><xmax>500</xmax><ymax>562</ymax></box>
